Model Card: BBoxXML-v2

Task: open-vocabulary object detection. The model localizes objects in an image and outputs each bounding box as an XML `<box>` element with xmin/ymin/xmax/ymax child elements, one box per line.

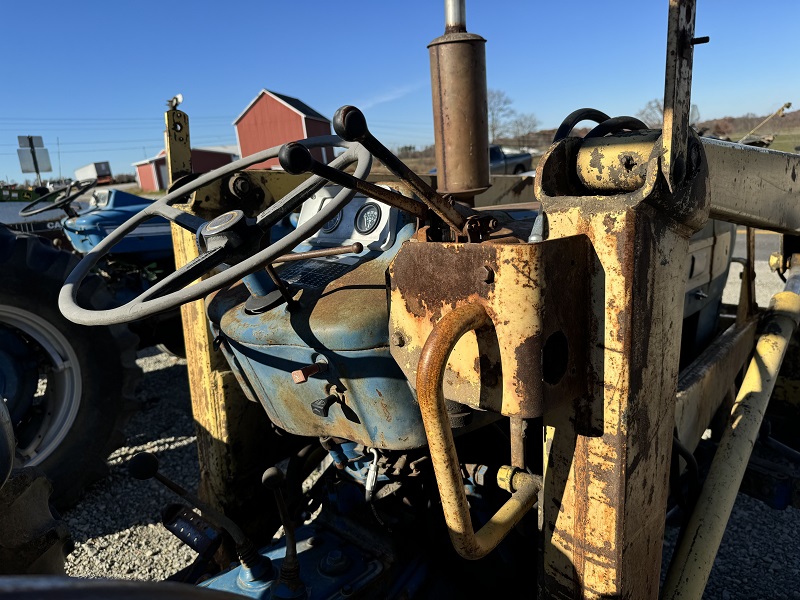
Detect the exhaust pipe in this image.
<box><xmin>429</xmin><ymin>0</ymin><xmax>490</xmax><ymax>202</ymax></box>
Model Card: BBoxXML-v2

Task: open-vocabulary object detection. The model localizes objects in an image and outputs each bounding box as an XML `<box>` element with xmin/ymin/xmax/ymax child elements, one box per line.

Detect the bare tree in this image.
<box><xmin>636</xmin><ymin>98</ymin><xmax>701</xmax><ymax>128</ymax></box>
<box><xmin>508</xmin><ymin>113</ymin><xmax>540</xmax><ymax>148</ymax></box>
<box><xmin>488</xmin><ymin>89</ymin><xmax>516</xmax><ymax>142</ymax></box>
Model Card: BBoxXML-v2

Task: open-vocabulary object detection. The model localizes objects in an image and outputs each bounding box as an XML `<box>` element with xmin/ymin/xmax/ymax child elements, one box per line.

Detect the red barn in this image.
<box><xmin>133</xmin><ymin>146</ymin><xmax>238</xmax><ymax>192</ymax></box>
<box><xmin>234</xmin><ymin>90</ymin><xmax>332</xmax><ymax>169</ymax></box>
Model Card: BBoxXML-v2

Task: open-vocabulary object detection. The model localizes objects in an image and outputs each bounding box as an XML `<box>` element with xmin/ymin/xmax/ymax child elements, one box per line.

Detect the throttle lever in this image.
<box><xmin>333</xmin><ymin>105</ymin><xmax>472</xmax><ymax>234</ymax></box>
<box><xmin>278</xmin><ymin>142</ymin><xmax>427</xmax><ymax>220</ymax></box>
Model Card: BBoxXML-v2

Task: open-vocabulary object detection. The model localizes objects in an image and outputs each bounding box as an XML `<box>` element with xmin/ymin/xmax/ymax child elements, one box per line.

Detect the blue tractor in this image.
<box><xmin>0</xmin><ymin>179</ymin><xmax>182</xmax><ymax>514</ymax></box>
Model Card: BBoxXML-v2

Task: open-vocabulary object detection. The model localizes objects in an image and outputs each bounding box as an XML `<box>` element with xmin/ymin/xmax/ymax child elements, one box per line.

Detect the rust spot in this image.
<box><xmin>603</xmin><ymin>214</ymin><xmax>617</xmax><ymax>234</ymax></box>
<box><xmin>589</xmin><ymin>147</ymin><xmax>605</xmax><ymax>175</ymax></box>
<box><xmin>513</xmin><ymin>335</ymin><xmax>541</xmax><ymax>401</ymax></box>
<box><xmin>391</xmin><ymin>243</ymin><xmax>495</xmax><ymax>322</ymax></box>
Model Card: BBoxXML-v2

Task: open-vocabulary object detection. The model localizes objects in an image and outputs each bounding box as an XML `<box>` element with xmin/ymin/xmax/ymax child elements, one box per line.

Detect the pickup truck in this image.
<box><xmin>490</xmin><ymin>144</ymin><xmax>532</xmax><ymax>174</ymax></box>
<box><xmin>429</xmin><ymin>144</ymin><xmax>533</xmax><ymax>176</ymax></box>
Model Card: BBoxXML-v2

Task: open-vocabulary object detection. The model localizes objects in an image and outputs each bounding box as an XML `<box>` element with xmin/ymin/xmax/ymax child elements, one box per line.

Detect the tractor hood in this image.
<box><xmin>62</xmin><ymin>189</ymin><xmax>173</xmax><ymax>258</ymax></box>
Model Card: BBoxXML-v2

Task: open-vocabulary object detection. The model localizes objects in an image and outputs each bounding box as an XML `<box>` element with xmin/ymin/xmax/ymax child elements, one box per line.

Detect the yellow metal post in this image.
<box><xmin>541</xmin><ymin>204</ymin><xmax>690</xmax><ymax>599</ymax></box>
<box><xmin>164</xmin><ymin>107</ymin><xmax>277</xmax><ymax>545</ymax></box>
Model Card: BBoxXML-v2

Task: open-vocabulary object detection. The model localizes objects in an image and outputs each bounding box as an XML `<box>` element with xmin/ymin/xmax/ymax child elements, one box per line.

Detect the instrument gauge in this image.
<box><xmin>354</xmin><ymin>203</ymin><xmax>382</xmax><ymax>235</ymax></box>
<box><xmin>321</xmin><ymin>210</ymin><xmax>342</xmax><ymax>233</ymax></box>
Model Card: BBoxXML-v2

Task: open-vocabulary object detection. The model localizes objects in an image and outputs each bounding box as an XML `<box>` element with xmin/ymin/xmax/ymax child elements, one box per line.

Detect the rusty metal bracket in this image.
<box><xmin>389</xmin><ymin>237</ymin><xmax>590</xmax><ymax>420</ymax></box>
<box><xmin>662</xmin><ymin>0</ymin><xmax>698</xmax><ymax>191</ymax></box>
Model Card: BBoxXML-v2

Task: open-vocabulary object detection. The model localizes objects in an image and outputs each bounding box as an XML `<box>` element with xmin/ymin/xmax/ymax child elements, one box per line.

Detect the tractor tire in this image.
<box><xmin>0</xmin><ymin>467</ymin><xmax>72</xmax><ymax>574</ymax></box>
<box><xmin>0</xmin><ymin>225</ymin><xmax>141</xmax><ymax>509</ymax></box>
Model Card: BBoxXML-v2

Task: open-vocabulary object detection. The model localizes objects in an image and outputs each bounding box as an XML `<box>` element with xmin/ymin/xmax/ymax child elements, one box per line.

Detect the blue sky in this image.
<box><xmin>2</xmin><ymin>1</ymin><xmax>798</xmax><ymax>185</ymax></box>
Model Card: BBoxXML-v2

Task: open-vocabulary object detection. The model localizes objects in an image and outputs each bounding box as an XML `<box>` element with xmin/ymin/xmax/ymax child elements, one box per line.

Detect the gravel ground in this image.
<box><xmin>63</xmin><ymin>347</ymin><xmax>200</xmax><ymax>581</ymax></box>
<box><xmin>61</xmin><ymin>260</ymin><xmax>800</xmax><ymax>597</ymax></box>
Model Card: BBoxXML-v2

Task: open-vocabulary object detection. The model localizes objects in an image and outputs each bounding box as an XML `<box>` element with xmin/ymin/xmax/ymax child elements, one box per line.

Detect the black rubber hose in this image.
<box><xmin>583</xmin><ymin>116</ymin><xmax>650</xmax><ymax>139</ymax></box>
<box><xmin>552</xmin><ymin>108</ymin><xmax>611</xmax><ymax>143</ymax></box>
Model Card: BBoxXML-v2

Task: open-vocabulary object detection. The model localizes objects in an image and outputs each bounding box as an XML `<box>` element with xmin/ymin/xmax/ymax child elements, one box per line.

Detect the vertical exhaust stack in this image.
<box><xmin>429</xmin><ymin>0</ymin><xmax>490</xmax><ymax>203</ymax></box>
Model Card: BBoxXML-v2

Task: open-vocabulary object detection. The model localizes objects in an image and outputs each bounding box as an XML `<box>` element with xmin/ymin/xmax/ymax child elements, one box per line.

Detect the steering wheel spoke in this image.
<box><xmin>137</xmin><ymin>246</ymin><xmax>229</xmax><ymax>303</ymax></box>
<box><xmin>149</xmin><ymin>203</ymin><xmax>207</xmax><ymax>234</ymax></box>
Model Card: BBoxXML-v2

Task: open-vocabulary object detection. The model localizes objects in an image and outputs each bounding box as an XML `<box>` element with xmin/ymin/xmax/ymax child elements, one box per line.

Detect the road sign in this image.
<box><xmin>18</xmin><ymin>135</ymin><xmax>44</xmax><ymax>148</ymax></box>
<box><xmin>17</xmin><ymin>148</ymin><xmax>52</xmax><ymax>173</ymax></box>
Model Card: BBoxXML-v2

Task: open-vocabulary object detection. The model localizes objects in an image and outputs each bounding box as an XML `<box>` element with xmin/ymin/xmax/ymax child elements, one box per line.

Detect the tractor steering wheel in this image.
<box><xmin>59</xmin><ymin>136</ymin><xmax>371</xmax><ymax>326</ymax></box>
<box><xmin>18</xmin><ymin>179</ymin><xmax>98</xmax><ymax>218</ymax></box>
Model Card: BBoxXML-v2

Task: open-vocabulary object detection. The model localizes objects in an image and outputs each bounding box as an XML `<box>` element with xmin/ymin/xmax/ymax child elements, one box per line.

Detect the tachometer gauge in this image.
<box><xmin>354</xmin><ymin>203</ymin><xmax>381</xmax><ymax>235</ymax></box>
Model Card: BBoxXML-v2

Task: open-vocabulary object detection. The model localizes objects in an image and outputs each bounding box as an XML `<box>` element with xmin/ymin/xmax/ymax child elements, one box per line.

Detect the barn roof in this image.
<box><xmin>233</xmin><ymin>89</ymin><xmax>330</xmax><ymax>125</ymax></box>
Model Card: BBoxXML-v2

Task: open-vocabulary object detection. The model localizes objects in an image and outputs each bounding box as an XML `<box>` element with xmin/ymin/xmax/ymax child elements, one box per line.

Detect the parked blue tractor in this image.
<box><xmin>0</xmin><ymin>179</ymin><xmax>182</xmax><ymax>515</ymax></box>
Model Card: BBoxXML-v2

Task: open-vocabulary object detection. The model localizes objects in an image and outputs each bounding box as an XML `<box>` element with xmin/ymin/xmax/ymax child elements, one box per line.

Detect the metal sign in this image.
<box><xmin>18</xmin><ymin>135</ymin><xmax>44</xmax><ymax>148</ymax></box>
<box><xmin>17</xmin><ymin>148</ymin><xmax>52</xmax><ymax>173</ymax></box>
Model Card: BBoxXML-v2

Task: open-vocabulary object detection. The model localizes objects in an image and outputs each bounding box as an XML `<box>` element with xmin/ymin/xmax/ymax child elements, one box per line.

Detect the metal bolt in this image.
<box><xmin>690</xmin><ymin>36</ymin><xmax>710</xmax><ymax>45</ymax></box>
<box><xmin>231</xmin><ymin>174</ymin><xmax>251</xmax><ymax>196</ymax></box>
<box><xmin>481</xmin><ymin>265</ymin><xmax>495</xmax><ymax>284</ymax></box>
<box><xmin>319</xmin><ymin>548</ymin><xmax>351</xmax><ymax>576</ymax></box>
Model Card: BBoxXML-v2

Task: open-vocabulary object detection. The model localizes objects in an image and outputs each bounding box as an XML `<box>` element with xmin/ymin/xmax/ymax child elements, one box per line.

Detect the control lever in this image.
<box><xmin>272</xmin><ymin>242</ymin><xmax>363</xmax><ymax>264</ymax></box>
<box><xmin>278</xmin><ymin>142</ymin><xmax>428</xmax><ymax>221</ymax></box>
<box><xmin>262</xmin><ymin>467</ymin><xmax>307</xmax><ymax>600</ymax></box>
<box><xmin>128</xmin><ymin>452</ymin><xmax>272</xmax><ymax>583</ymax></box>
<box><xmin>332</xmin><ymin>105</ymin><xmax>471</xmax><ymax>234</ymax></box>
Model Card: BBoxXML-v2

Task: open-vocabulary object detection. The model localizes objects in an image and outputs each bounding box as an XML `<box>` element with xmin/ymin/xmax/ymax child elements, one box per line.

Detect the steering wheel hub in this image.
<box><xmin>205</xmin><ymin>210</ymin><xmax>244</xmax><ymax>234</ymax></box>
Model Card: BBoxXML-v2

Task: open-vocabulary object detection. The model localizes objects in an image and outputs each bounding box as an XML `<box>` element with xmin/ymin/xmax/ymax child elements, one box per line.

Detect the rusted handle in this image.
<box><xmin>416</xmin><ymin>302</ymin><xmax>540</xmax><ymax>560</ymax></box>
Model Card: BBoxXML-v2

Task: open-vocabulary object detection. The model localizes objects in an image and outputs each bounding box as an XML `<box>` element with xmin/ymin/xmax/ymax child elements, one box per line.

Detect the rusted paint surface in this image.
<box><xmin>662</xmin><ymin>0</ymin><xmax>697</xmax><ymax>191</ymax></box>
<box><xmin>164</xmin><ymin>110</ymin><xmax>192</xmax><ymax>182</ymax></box>
<box><xmin>540</xmin><ymin>205</ymin><xmax>688</xmax><ymax>599</ymax></box>
<box><xmin>533</xmin><ymin>119</ymin><xmax>708</xmax><ymax>597</ymax></box>
<box><xmin>428</xmin><ymin>30</ymin><xmax>490</xmax><ymax>199</ymax></box>
<box><xmin>389</xmin><ymin>237</ymin><xmax>590</xmax><ymax>419</ymax></box>
<box><xmin>576</xmin><ymin>131</ymin><xmax>661</xmax><ymax>192</ymax></box>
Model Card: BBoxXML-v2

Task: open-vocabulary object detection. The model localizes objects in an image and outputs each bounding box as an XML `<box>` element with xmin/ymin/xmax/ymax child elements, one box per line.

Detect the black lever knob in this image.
<box><xmin>128</xmin><ymin>451</ymin><xmax>160</xmax><ymax>480</ymax></box>
<box><xmin>333</xmin><ymin>105</ymin><xmax>369</xmax><ymax>142</ymax></box>
<box><xmin>311</xmin><ymin>395</ymin><xmax>337</xmax><ymax>418</ymax></box>
<box><xmin>329</xmin><ymin>104</ymin><xmax>468</xmax><ymax>234</ymax></box>
<box><xmin>278</xmin><ymin>142</ymin><xmax>315</xmax><ymax>175</ymax></box>
<box><xmin>261</xmin><ymin>466</ymin><xmax>285</xmax><ymax>490</ymax></box>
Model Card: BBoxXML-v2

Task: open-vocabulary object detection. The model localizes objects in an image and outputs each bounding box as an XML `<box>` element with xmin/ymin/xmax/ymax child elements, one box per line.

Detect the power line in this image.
<box><xmin>0</xmin><ymin>116</ymin><xmax>234</xmax><ymax>122</ymax></box>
